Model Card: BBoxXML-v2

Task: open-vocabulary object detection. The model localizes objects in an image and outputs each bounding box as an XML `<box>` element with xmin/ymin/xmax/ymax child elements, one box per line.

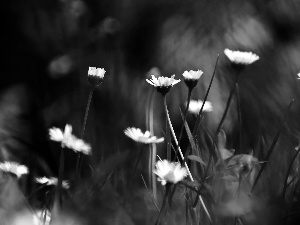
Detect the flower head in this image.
<box><xmin>224</xmin><ymin>49</ymin><xmax>259</xmax><ymax>69</ymax></box>
<box><xmin>182</xmin><ymin>70</ymin><xmax>203</xmax><ymax>89</ymax></box>
<box><xmin>88</xmin><ymin>67</ymin><xmax>106</xmax><ymax>86</ymax></box>
<box><xmin>188</xmin><ymin>100</ymin><xmax>213</xmax><ymax>115</ymax></box>
<box><xmin>146</xmin><ymin>75</ymin><xmax>180</xmax><ymax>95</ymax></box>
<box><xmin>0</xmin><ymin>162</ymin><xmax>28</xmax><ymax>178</ymax></box>
<box><xmin>35</xmin><ymin>176</ymin><xmax>70</xmax><ymax>189</ymax></box>
<box><xmin>124</xmin><ymin>127</ymin><xmax>164</xmax><ymax>144</ymax></box>
<box><xmin>227</xmin><ymin>154</ymin><xmax>259</xmax><ymax>177</ymax></box>
<box><xmin>49</xmin><ymin>124</ymin><xmax>91</xmax><ymax>155</ymax></box>
<box><xmin>153</xmin><ymin>159</ymin><xmax>188</xmax><ymax>186</ymax></box>
<box><xmin>297</xmin><ymin>73</ymin><xmax>300</xmax><ymax>79</ymax></box>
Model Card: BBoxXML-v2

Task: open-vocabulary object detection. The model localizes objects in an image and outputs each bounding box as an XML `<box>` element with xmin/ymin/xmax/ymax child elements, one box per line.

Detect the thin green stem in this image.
<box><xmin>76</xmin><ymin>87</ymin><xmax>95</xmax><ymax>181</ymax></box>
<box><xmin>55</xmin><ymin>147</ymin><xmax>64</xmax><ymax>208</ymax></box>
<box><xmin>163</xmin><ymin>98</ymin><xmax>212</xmax><ymax>224</ymax></box>
<box><xmin>236</xmin><ymin>83</ymin><xmax>242</xmax><ymax>154</ymax></box>
<box><xmin>163</xmin><ymin>95</ymin><xmax>171</xmax><ymax>161</ymax></box>
<box><xmin>192</xmin><ymin>54</ymin><xmax>219</xmax><ymax>137</ymax></box>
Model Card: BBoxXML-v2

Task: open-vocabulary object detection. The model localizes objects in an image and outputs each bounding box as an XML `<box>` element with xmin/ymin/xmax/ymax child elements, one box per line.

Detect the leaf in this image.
<box><xmin>188</xmin><ymin>155</ymin><xmax>206</xmax><ymax>165</ymax></box>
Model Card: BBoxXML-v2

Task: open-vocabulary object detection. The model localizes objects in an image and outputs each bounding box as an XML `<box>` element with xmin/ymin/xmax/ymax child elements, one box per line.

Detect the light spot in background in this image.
<box><xmin>48</xmin><ymin>55</ymin><xmax>73</xmax><ymax>78</ymax></box>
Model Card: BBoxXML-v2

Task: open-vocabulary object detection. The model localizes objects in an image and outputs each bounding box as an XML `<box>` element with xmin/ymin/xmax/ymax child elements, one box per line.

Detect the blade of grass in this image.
<box><xmin>192</xmin><ymin>55</ymin><xmax>219</xmax><ymax>137</ymax></box>
<box><xmin>251</xmin><ymin>99</ymin><xmax>294</xmax><ymax>193</ymax></box>
<box><xmin>141</xmin><ymin>174</ymin><xmax>160</xmax><ymax>212</ymax></box>
<box><xmin>282</xmin><ymin>146</ymin><xmax>300</xmax><ymax>201</ymax></box>
<box><xmin>164</xmin><ymin>100</ymin><xmax>212</xmax><ymax>224</ymax></box>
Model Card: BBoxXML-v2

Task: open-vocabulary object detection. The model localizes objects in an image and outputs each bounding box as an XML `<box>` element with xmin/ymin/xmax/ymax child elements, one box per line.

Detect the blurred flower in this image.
<box><xmin>49</xmin><ymin>124</ymin><xmax>91</xmax><ymax>155</ymax></box>
<box><xmin>87</xmin><ymin>67</ymin><xmax>106</xmax><ymax>86</ymax></box>
<box><xmin>35</xmin><ymin>177</ymin><xmax>70</xmax><ymax>189</ymax></box>
<box><xmin>224</xmin><ymin>48</ymin><xmax>259</xmax><ymax>66</ymax></box>
<box><xmin>124</xmin><ymin>127</ymin><xmax>164</xmax><ymax>144</ymax></box>
<box><xmin>48</xmin><ymin>55</ymin><xmax>73</xmax><ymax>78</ymax></box>
<box><xmin>33</xmin><ymin>209</ymin><xmax>51</xmax><ymax>225</ymax></box>
<box><xmin>188</xmin><ymin>99</ymin><xmax>213</xmax><ymax>114</ymax></box>
<box><xmin>0</xmin><ymin>162</ymin><xmax>28</xmax><ymax>178</ymax></box>
<box><xmin>146</xmin><ymin>75</ymin><xmax>180</xmax><ymax>95</ymax></box>
<box><xmin>153</xmin><ymin>160</ymin><xmax>188</xmax><ymax>186</ymax></box>
<box><xmin>297</xmin><ymin>73</ymin><xmax>300</xmax><ymax>79</ymax></box>
<box><xmin>227</xmin><ymin>154</ymin><xmax>261</xmax><ymax>178</ymax></box>
<box><xmin>147</xmin><ymin>67</ymin><xmax>161</xmax><ymax>78</ymax></box>
<box><xmin>182</xmin><ymin>70</ymin><xmax>203</xmax><ymax>89</ymax></box>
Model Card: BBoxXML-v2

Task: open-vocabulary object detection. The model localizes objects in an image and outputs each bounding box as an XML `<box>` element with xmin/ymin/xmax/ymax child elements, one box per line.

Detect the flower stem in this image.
<box><xmin>192</xmin><ymin>54</ymin><xmax>219</xmax><ymax>136</ymax></box>
<box><xmin>76</xmin><ymin>87</ymin><xmax>95</xmax><ymax>181</ymax></box>
<box><xmin>163</xmin><ymin>95</ymin><xmax>171</xmax><ymax>161</ymax></box>
<box><xmin>216</xmin><ymin>72</ymin><xmax>240</xmax><ymax>134</ymax></box>
<box><xmin>163</xmin><ymin>98</ymin><xmax>212</xmax><ymax>223</ymax></box>
<box><xmin>55</xmin><ymin>147</ymin><xmax>65</xmax><ymax>208</ymax></box>
<box><xmin>236</xmin><ymin>83</ymin><xmax>242</xmax><ymax>154</ymax></box>
<box><xmin>176</xmin><ymin>88</ymin><xmax>192</xmax><ymax>161</ymax></box>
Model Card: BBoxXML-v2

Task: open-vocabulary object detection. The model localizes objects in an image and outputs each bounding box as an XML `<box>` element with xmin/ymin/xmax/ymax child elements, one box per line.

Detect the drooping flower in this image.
<box><xmin>35</xmin><ymin>177</ymin><xmax>70</xmax><ymax>189</ymax></box>
<box><xmin>124</xmin><ymin>127</ymin><xmax>164</xmax><ymax>144</ymax></box>
<box><xmin>87</xmin><ymin>67</ymin><xmax>106</xmax><ymax>86</ymax></box>
<box><xmin>188</xmin><ymin>99</ymin><xmax>213</xmax><ymax>114</ymax></box>
<box><xmin>49</xmin><ymin>124</ymin><xmax>91</xmax><ymax>155</ymax></box>
<box><xmin>0</xmin><ymin>162</ymin><xmax>28</xmax><ymax>178</ymax></box>
<box><xmin>224</xmin><ymin>49</ymin><xmax>259</xmax><ymax>67</ymax></box>
<box><xmin>146</xmin><ymin>75</ymin><xmax>180</xmax><ymax>95</ymax></box>
<box><xmin>182</xmin><ymin>70</ymin><xmax>203</xmax><ymax>89</ymax></box>
<box><xmin>227</xmin><ymin>153</ymin><xmax>262</xmax><ymax>178</ymax></box>
<box><xmin>153</xmin><ymin>159</ymin><xmax>188</xmax><ymax>186</ymax></box>
<box><xmin>33</xmin><ymin>209</ymin><xmax>51</xmax><ymax>225</ymax></box>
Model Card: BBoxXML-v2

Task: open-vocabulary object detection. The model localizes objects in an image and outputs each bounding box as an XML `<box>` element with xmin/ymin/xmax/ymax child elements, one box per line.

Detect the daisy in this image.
<box><xmin>146</xmin><ymin>75</ymin><xmax>180</xmax><ymax>95</ymax></box>
<box><xmin>188</xmin><ymin>100</ymin><xmax>213</xmax><ymax>114</ymax></box>
<box><xmin>182</xmin><ymin>70</ymin><xmax>203</xmax><ymax>89</ymax></box>
<box><xmin>224</xmin><ymin>48</ymin><xmax>259</xmax><ymax>66</ymax></box>
<box><xmin>153</xmin><ymin>159</ymin><xmax>188</xmax><ymax>186</ymax></box>
<box><xmin>124</xmin><ymin>127</ymin><xmax>164</xmax><ymax>144</ymax></box>
<box><xmin>0</xmin><ymin>162</ymin><xmax>28</xmax><ymax>178</ymax></box>
<box><xmin>297</xmin><ymin>73</ymin><xmax>300</xmax><ymax>79</ymax></box>
<box><xmin>88</xmin><ymin>67</ymin><xmax>106</xmax><ymax>86</ymax></box>
<box><xmin>35</xmin><ymin>176</ymin><xmax>70</xmax><ymax>189</ymax></box>
<box><xmin>49</xmin><ymin>124</ymin><xmax>91</xmax><ymax>155</ymax></box>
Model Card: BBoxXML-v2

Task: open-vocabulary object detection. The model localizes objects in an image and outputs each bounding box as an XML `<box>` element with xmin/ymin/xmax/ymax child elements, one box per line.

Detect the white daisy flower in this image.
<box><xmin>224</xmin><ymin>48</ymin><xmax>259</xmax><ymax>65</ymax></box>
<box><xmin>0</xmin><ymin>162</ymin><xmax>28</xmax><ymax>178</ymax></box>
<box><xmin>33</xmin><ymin>209</ymin><xmax>51</xmax><ymax>225</ymax></box>
<box><xmin>88</xmin><ymin>67</ymin><xmax>106</xmax><ymax>78</ymax></box>
<box><xmin>182</xmin><ymin>70</ymin><xmax>203</xmax><ymax>89</ymax></box>
<box><xmin>124</xmin><ymin>127</ymin><xmax>164</xmax><ymax>144</ymax></box>
<box><xmin>182</xmin><ymin>70</ymin><xmax>203</xmax><ymax>80</ymax></box>
<box><xmin>49</xmin><ymin>124</ymin><xmax>91</xmax><ymax>155</ymax></box>
<box><xmin>153</xmin><ymin>160</ymin><xmax>188</xmax><ymax>186</ymax></box>
<box><xmin>35</xmin><ymin>176</ymin><xmax>70</xmax><ymax>189</ymax></box>
<box><xmin>146</xmin><ymin>75</ymin><xmax>180</xmax><ymax>87</ymax></box>
<box><xmin>297</xmin><ymin>73</ymin><xmax>300</xmax><ymax>79</ymax></box>
<box><xmin>188</xmin><ymin>100</ymin><xmax>213</xmax><ymax>114</ymax></box>
<box><xmin>49</xmin><ymin>124</ymin><xmax>72</xmax><ymax>143</ymax></box>
<box><xmin>88</xmin><ymin>67</ymin><xmax>106</xmax><ymax>86</ymax></box>
<box><xmin>146</xmin><ymin>75</ymin><xmax>180</xmax><ymax>95</ymax></box>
